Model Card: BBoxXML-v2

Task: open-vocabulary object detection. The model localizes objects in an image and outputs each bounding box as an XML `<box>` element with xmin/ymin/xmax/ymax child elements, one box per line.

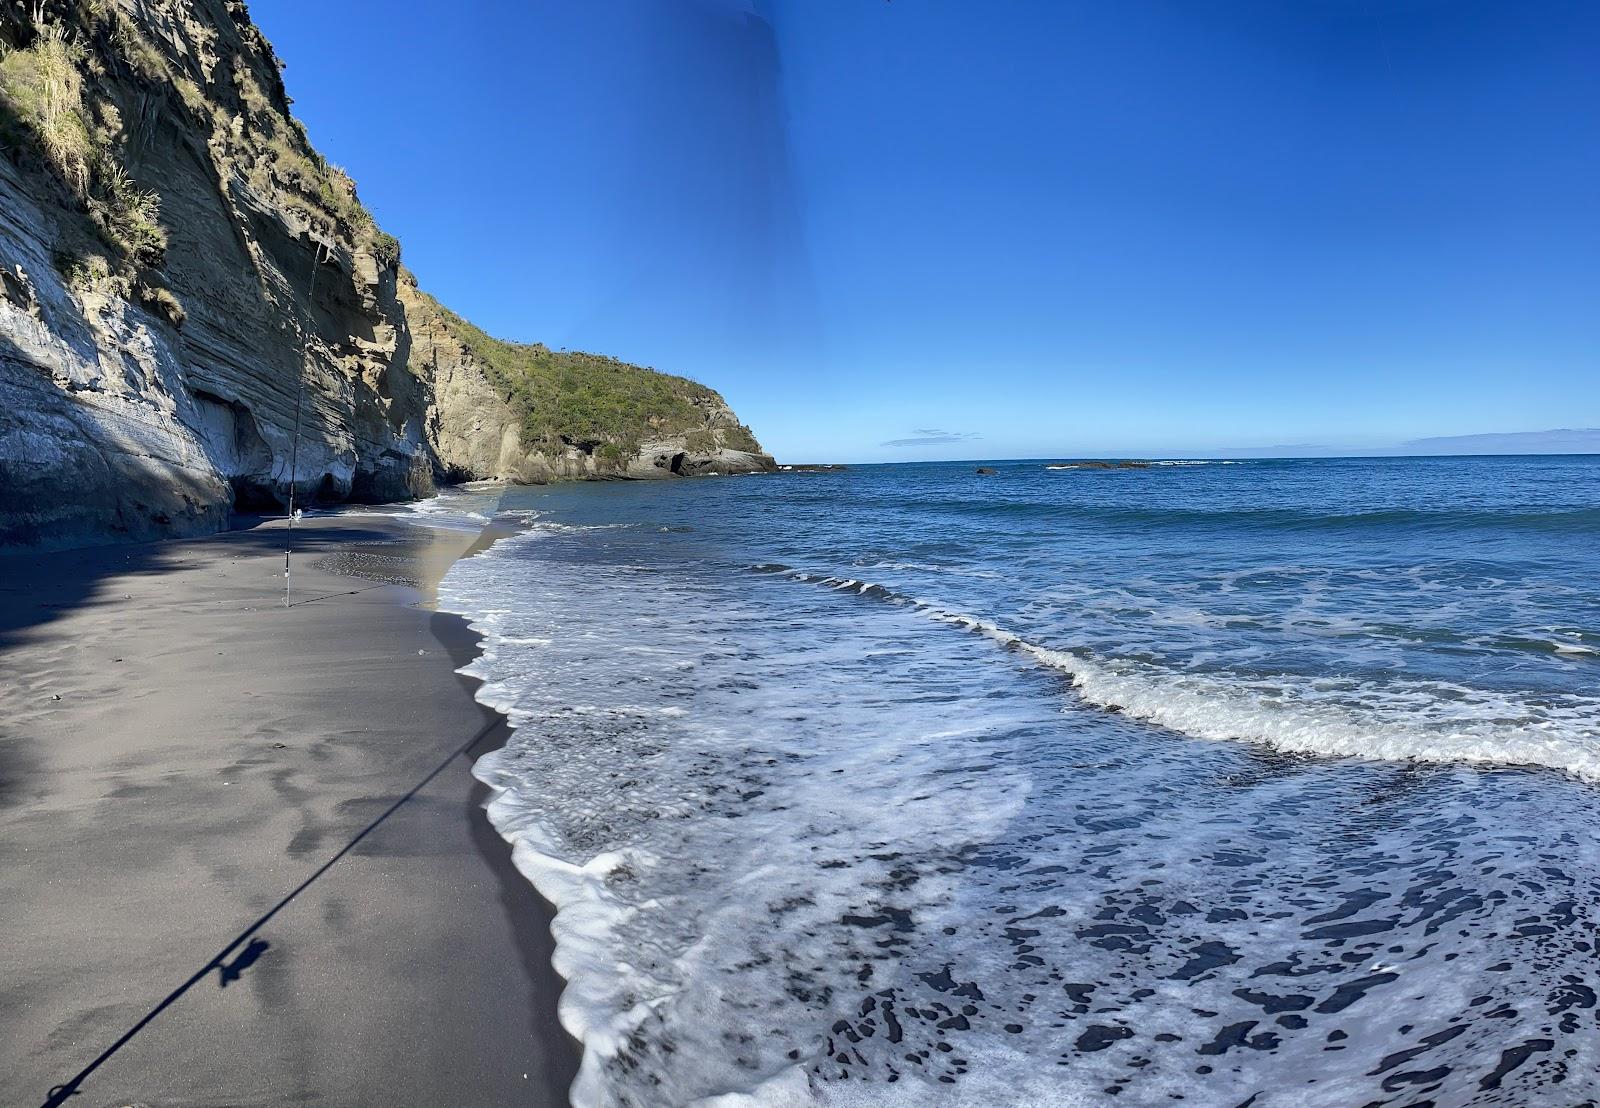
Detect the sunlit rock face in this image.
<box><xmin>0</xmin><ymin>0</ymin><xmax>770</xmax><ymax>550</ymax></box>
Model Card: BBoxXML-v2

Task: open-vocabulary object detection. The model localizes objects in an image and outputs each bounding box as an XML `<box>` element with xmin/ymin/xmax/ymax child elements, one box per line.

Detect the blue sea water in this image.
<box><xmin>425</xmin><ymin>456</ymin><xmax>1600</xmax><ymax>1106</ymax></box>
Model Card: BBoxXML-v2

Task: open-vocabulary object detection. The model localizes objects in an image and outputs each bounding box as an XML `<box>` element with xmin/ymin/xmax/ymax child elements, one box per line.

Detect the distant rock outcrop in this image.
<box><xmin>0</xmin><ymin>1</ymin><xmax>772</xmax><ymax>550</ymax></box>
<box><xmin>1044</xmin><ymin>460</ymin><xmax>1152</xmax><ymax>471</ymax></box>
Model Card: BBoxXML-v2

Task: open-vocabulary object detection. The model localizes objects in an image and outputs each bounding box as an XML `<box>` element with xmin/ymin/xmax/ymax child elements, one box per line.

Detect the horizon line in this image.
<box><xmin>778</xmin><ymin>450</ymin><xmax>1600</xmax><ymax>466</ymax></box>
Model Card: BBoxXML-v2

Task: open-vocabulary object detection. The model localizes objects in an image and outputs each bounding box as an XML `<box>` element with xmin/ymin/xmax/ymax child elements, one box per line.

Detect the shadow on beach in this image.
<box><xmin>0</xmin><ymin>513</ymin><xmax>579</xmax><ymax>1108</ymax></box>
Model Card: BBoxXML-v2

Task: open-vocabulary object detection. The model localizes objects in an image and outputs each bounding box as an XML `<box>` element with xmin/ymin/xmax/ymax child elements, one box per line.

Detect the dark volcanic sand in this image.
<box><xmin>0</xmin><ymin>512</ymin><xmax>579</xmax><ymax>1107</ymax></box>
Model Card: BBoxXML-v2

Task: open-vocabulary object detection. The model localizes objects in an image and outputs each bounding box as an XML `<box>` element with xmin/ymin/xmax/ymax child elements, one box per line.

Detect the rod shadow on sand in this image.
<box><xmin>41</xmin><ymin>712</ymin><xmax>505</xmax><ymax>1108</ymax></box>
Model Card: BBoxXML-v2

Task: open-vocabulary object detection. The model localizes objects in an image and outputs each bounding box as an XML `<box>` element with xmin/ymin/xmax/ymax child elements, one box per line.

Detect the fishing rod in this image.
<box><xmin>283</xmin><ymin>238</ymin><xmax>324</xmax><ymax>607</ymax></box>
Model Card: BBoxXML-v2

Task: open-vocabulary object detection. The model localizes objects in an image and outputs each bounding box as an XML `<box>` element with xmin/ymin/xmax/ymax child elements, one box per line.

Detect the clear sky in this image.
<box><xmin>250</xmin><ymin>0</ymin><xmax>1598</xmax><ymax>461</ymax></box>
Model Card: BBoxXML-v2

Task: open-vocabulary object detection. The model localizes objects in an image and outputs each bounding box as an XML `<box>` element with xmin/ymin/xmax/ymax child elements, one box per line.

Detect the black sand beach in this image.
<box><xmin>0</xmin><ymin>514</ymin><xmax>578</xmax><ymax>1106</ymax></box>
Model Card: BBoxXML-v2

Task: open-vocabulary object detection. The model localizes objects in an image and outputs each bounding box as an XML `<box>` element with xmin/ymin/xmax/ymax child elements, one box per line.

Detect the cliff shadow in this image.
<box><xmin>0</xmin><ymin>519</ymin><xmax>419</xmax><ymax>809</ymax></box>
<box><xmin>0</xmin><ymin>518</ymin><xmax>411</xmax><ymax>657</ymax></box>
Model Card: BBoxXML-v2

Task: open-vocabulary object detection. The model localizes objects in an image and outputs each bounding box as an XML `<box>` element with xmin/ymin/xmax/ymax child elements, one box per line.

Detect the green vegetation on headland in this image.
<box><xmin>422</xmin><ymin>290</ymin><xmax>763</xmax><ymax>456</ymax></box>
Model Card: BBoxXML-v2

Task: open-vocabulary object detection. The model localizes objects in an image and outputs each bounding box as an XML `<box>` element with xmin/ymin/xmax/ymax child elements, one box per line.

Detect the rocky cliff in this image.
<box><xmin>0</xmin><ymin>0</ymin><xmax>773</xmax><ymax>550</ymax></box>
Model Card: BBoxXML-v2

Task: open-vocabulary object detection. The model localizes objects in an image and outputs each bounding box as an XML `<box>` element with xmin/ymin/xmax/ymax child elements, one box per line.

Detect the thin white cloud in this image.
<box><xmin>1401</xmin><ymin>428</ymin><xmax>1600</xmax><ymax>454</ymax></box>
<box><xmin>881</xmin><ymin>429</ymin><xmax>983</xmax><ymax>448</ymax></box>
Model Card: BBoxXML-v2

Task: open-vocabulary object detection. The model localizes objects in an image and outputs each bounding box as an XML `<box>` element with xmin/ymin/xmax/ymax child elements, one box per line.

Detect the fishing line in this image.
<box><xmin>283</xmin><ymin>238</ymin><xmax>323</xmax><ymax>606</ymax></box>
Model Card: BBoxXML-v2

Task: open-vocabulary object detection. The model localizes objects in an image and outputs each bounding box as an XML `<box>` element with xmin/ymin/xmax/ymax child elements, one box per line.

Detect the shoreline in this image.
<box><xmin>0</xmin><ymin>511</ymin><xmax>580</xmax><ymax>1106</ymax></box>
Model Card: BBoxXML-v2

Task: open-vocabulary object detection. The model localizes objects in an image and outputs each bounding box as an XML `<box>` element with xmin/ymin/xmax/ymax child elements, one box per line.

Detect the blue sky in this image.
<box><xmin>251</xmin><ymin>0</ymin><xmax>1598</xmax><ymax>461</ymax></box>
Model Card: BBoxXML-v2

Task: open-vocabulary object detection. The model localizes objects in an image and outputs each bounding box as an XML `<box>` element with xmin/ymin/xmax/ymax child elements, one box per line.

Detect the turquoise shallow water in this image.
<box><xmin>426</xmin><ymin>456</ymin><xmax>1600</xmax><ymax>1106</ymax></box>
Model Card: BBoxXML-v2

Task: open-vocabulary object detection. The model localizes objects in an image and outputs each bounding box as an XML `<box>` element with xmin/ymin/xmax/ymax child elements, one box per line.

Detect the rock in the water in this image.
<box><xmin>1043</xmin><ymin>460</ymin><xmax>1152</xmax><ymax>471</ymax></box>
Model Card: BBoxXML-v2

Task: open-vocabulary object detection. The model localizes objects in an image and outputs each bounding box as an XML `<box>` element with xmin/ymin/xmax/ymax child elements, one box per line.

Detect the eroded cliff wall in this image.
<box><xmin>0</xmin><ymin>0</ymin><xmax>772</xmax><ymax>550</ymax></box>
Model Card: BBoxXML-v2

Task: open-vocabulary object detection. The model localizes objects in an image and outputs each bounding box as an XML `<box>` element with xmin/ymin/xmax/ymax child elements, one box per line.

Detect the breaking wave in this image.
<box><xmin>763</xmin><ymin>568</ymin><xmax>1600</xmax><ymax>783</ymax></box>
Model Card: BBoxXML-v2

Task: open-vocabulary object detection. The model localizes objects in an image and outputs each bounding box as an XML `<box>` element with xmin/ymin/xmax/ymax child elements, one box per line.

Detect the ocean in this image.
<box><xmin>421</xmin><ymin>456</ymin><xmax>1600</xmax><ymax>1106</ymax></box>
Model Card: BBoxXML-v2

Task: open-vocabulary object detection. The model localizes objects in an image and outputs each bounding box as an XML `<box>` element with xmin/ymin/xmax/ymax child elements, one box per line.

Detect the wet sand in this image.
<box><xmin>0</xmin><ymin>512</ymin><xmax>579</xmax><ymax>1106</ymax></box>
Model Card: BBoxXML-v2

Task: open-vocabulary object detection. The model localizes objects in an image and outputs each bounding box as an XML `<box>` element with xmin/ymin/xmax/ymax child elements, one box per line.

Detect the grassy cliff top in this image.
<box><xmin>421</xmin><ymin>290</ymin><xmax>762</xmax><ymax>455</ymax></box>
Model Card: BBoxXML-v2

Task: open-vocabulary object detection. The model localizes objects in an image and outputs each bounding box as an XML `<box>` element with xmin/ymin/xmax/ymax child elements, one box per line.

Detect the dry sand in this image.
<box><xmin>0</xmin><ymin>512</ymin><xmax>579</xmax><ymax>1106</ymax></box>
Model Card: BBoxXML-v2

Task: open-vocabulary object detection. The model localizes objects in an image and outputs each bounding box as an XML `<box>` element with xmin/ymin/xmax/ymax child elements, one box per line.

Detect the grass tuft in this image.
<box><xmin>137</xmin><ymin>282</ymin><xmax>185</xmax><ymax>328</ymax></box>
<box><xmin>0</xmin><ymin>26</ymin><xmax>93</xmax><ymax>195</ymax></box>
<box><xmin>370</xmin><ymin>230</ymin><xmax>400</xmax><ymax>270</ymax></box>
<box><xmin>53</xmin><ymin>248</ymin><xmax>125</xmax><ymax>295</ymax></box>
<box><xmin>3</xmin><ymin>22</ymin><xmax>169</xmax><ymax>270</ymax></box>
<box><xmin>87</xmin><ymin>151</ymin><xmax>166</xmax><ymax>264</ymax></box>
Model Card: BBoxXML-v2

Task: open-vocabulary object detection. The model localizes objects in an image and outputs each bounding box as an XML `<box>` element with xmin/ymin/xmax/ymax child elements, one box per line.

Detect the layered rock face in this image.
<box><xmin>0</xmin><ymin>0</ymin><xmax>772</xmax><ymax>550</ymax></box>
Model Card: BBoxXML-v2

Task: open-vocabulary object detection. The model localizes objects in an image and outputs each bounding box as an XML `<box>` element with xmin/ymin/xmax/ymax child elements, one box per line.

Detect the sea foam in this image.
<box><xmin>767</xmin><ymin>569</ymin><xmax>1600</xmax><ymax>784</ymax></box>
<box><xmin>435</xmin><ymin>509</ymin><xmax>1600</xmax><ymax>1107</ymax></box>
